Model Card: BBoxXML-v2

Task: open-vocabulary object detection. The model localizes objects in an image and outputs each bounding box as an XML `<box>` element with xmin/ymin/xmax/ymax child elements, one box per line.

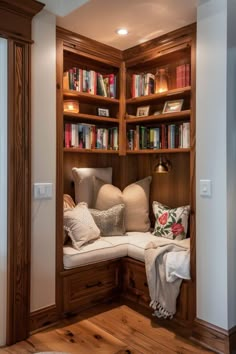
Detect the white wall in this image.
<box><xmin>0</xmin><ymin>37</ymin><xmax>8</xmax><ymax>346</ymax></box>
<box><xmin>226</xmin><ymin>0</ymin><xmax>236</xmax><ymax>329</ymax></box>
<box><xmin>197</xmin><ymin>0</ymin><xmax>236</xmax><ymax>330</ymax></box>
<box><xmin>31</xmin><ymin>10</ymin><xmax>57</xmax><ymax>312</ymax></box>
<box><xmin>196</xmin><ymin>0</ymin><xmax>228</xmax><ymax>328</ymax></box>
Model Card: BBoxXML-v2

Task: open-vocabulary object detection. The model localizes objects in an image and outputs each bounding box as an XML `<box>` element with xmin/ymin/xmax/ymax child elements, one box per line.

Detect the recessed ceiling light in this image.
<box><xmin>116</xmin><ymin>28</ymin><xmax>128</xmax><ymax>36</ymax></box>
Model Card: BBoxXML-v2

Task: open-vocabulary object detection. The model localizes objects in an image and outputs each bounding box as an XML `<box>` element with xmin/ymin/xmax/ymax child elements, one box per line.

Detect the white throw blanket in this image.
<box><xmin>144</xmin><ymin>237</ymin><xmax>190</xmax><ymax>319</ymax></box>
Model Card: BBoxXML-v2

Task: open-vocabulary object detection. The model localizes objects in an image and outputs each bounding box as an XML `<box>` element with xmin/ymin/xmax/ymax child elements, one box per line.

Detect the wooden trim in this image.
<box><xmin>192</xmin><ymin>318</ymin><xmax>236</xmax><ymax>354</ymax></box>
<box><xmin>30</xmin><ymin>305</ymin><xmax>59</xmax><ymax>332</ymax></box>
<box><xmin>1</xmin><ymin>0</ymin><xmax>43</xmax><ymax>345</ymax></box>
<box><xmin>123</xmin><ymin>23</ymin><xmax>196</xmax><ymax>65</ymax></box>
<box><xmin>7</xmin><ymin>39</ymin><xmax>31</xmax><ymax>345</ymax></box>
<box><xmin>0</xmin><ymin>0</ymin><xmax>44</xmax><ymax>42</ymax></box>
<box><xmin>57</xmin><ymin>27</ymin><xmax>122</xmax><ymax>67</ymax></box>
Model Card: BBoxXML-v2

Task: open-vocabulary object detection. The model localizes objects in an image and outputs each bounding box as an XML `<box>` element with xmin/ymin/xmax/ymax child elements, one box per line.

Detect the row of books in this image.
<box><xmin>131</xmin><ymin>73</ymin><xmax>155</xmax><ymax>98</ymax></box>
<box><xmin>127</xmin><ymin>122</ymin><xmax>190</xmax><ymax>150</ymax></box>
<box><xmin>176</xmin><ymin>64</ymin><xmax>190</xmax><ymax>88</ymax></box>
<box><xmin>131</xmin><ymin>64</ymin><xmax>190</xmax><ymax>98</ymax></box>
<box><xmin>63</xmin><ymin>68</ymin><xmax>116</xmax><ymax>98</ymax></box>
<box><xmin>64</xmin><ymin>123</ymin><xmax>119</xmax><ymax>150</ymax></box>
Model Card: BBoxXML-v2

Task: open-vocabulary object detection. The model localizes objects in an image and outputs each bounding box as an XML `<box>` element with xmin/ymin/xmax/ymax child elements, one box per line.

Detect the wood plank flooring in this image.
<box><xmin>0</xmin><ymin>302</ymin><xmax>214</xmax><ymax>354</ymax></box>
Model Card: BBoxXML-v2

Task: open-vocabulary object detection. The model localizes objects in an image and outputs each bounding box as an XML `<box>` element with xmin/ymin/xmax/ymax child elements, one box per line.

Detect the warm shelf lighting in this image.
<box><xmin>116</xmin><ymin>28</ymin><xmax>128</xmax><ymax>36</ymax></box>
<box><xmin>154</xmin><ymin>156</ymin><xmax>172</xmax><ymax>174</ymax></box>
<box><xmin>63</xmin><ymin>100</ymin><xmax>79</xmax><ymax>113</ymax></box>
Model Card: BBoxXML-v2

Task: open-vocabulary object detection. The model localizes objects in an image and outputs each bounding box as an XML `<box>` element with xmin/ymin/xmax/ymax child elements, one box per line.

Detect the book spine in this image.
<box><xmin>182</xmin><ymin>122</ymin><xmax>190</xmax><ymax>148</ymax></box>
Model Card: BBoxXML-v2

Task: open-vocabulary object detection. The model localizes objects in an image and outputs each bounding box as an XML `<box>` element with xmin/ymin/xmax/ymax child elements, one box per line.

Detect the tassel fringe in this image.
<box><xmin>150</xmin><ymin>300</ymin><xmax>173</xmax><ymax>319</ymax></box>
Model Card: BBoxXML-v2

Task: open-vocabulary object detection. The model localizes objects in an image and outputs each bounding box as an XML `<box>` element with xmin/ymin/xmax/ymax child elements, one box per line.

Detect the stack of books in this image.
<box><xmin>176</xmin><ymin>64</ymin><xmax>190</xmax><ymax>88</ymax></box>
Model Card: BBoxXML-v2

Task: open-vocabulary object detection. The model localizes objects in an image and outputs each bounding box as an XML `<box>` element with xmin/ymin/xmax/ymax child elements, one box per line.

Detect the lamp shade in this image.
<box><xmin>154</xmin><ymin>156</ymin><xmax>171</xmax><ymax>173</ymax></box>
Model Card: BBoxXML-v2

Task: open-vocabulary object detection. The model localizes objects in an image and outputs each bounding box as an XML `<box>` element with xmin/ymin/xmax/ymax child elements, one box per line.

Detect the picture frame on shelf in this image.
<box><xmin>97</xmin><ymin>107</ymin><xmax>110</xmax><ymax>117</ymax></box>
<box><xmin>136</xmin><ymin>105</ymin><xmax>150</xmax><ymax>117</ymax></box>
<box><xmin>162</xmin><ymin>99</ymin><xmax>183</xmax><ymax>114</ymax></box>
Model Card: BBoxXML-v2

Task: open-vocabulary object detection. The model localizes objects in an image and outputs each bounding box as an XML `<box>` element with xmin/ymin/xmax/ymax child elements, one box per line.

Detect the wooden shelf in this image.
<box><xmin>126</xmin><ymin>110</ymin><xmax>190</xmax><ymax>124</ymax></box>
<box><xmin>126</xmin><ymin>86</ymin><xmax>191</xmax><ymax>105</ymax></box>
<box><xmin>64</xmin><ymin>148</ymin><xmax>119</xmax><ymax>154</ymax></box>
<box><xmin>63</xmin><ymin>112</ymin><xmax>118</xmax><ymax>123</ymax></box>
<box><xmin>127</xmin><ymin>148</ymin><xmax>190</xmax><ymax>154</ymax></box>
<box><xmin>63</xmin><ymin>89</ymin><xmax>119</xmax><ymax>105</ymax></box>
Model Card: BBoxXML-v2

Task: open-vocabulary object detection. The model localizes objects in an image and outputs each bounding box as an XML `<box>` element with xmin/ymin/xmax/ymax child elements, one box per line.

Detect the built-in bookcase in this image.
<box><xmin>56</xmin><ymin>24</ymin><xmax>196</xmax><ymax>324</ymax></box>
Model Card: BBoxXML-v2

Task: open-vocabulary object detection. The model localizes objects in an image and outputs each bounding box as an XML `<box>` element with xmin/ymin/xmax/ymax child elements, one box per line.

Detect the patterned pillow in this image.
<box><xmin>64</xmin><ymin>202</ymin><xmax>100</xmax><ymax>250</ymax></box>
<box><xmin>152</xmin><ymin>201</ymin><xmax>190</xmax><ymax>240</ymax></box>
<box><xmin>89</xmin><ymin>204</ymin><xmax>126</xmax><ymax>236</ymax></box>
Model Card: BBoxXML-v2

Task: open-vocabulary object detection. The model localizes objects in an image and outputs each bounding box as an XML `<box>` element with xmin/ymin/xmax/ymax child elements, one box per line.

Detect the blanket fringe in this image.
<box><xmin>150</xmin><ymin>300</ymin><xmax>173</xmax><ymax>319</ymax></box>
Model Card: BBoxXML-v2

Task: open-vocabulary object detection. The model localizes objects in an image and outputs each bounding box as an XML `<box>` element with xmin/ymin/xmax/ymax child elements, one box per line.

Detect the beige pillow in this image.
<box><xmin>64</xmin><ymin>202</ymin><xmax>100</xmax><ymax>250</ymax></box>
<box><xmin>89</xmin><ymin>204</ymin><xmax>126</xmax><ymax>236</ymax></box>
<box><xmin>72</xmin><ymin>167</ymin><xmax>112</xmax><ymax>207</ymax></box>
<box><xmin>93</xmin><ymin>176</ymin><xmax>152</xmax><ymax>232</ymax></box>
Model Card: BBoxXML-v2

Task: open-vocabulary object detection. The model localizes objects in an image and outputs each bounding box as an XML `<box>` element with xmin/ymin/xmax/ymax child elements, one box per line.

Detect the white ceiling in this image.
<box><xmin>42</xmin><ymin>0</ymin><xmax>198</xmax><ymax>50</ymax></box>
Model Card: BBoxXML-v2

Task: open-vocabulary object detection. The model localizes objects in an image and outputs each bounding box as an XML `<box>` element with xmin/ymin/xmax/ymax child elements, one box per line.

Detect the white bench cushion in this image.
<box><xmin>63</xmin><ymin>232</ymin><xmax>155</xmax><ymax>269</ymax></box>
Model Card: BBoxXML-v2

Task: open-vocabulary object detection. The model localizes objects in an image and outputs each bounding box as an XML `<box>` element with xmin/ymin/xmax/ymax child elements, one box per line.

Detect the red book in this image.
<box><xmin>185</xmin><ymin>64</ymin><xmax>190</xmax><ymax>86</ymax></box>
<box><xmin>64</xmin><ymin>123</ymin><xmax>72</xmax><ymax>148</ymax></box>
<box><xmin>161</xmin><ymin>124</ymin><xmax>167</xmax><ymax>149</ymax></box>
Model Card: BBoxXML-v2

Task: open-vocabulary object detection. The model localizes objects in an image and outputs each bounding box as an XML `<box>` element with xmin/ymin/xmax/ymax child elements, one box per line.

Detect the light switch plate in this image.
<box><xmin>33</xmin><ymin>183</ymin><xmax>53</xmax><ymax>199</ymax></box>
<box><xmin>200</xmin><ymin>179</ymin><xmax>212</xmax><ymax>197</ymax></box>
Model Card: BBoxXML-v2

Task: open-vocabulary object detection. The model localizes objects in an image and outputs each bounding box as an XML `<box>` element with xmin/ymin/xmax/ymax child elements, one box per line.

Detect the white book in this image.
<box><xmin>182</xmin><ymin>122</ymin><xmax>190</xmax><ymax>148</ymax></box>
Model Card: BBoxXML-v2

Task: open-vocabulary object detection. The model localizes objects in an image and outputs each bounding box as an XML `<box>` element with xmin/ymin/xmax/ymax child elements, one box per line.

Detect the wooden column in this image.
<box><xmin>0</xmin><ymin>0</ymin><xmax>44</xmax><ymax>344</ymax></box>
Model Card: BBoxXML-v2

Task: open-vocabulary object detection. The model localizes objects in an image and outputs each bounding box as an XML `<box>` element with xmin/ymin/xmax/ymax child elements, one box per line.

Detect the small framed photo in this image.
<box><xmin>162</xmin><ymin>99</ymin><xmax>184</xmax><ymax>114</ymax></box>
<box><xmin>97</xmin><ymin>107</ymin><xmax>110</xmax><ymax>117</ymax></box>
<box><xmin>136</xmin><ymin>105</ymin><xmax>150</xmax><ymax>117</ymax></box>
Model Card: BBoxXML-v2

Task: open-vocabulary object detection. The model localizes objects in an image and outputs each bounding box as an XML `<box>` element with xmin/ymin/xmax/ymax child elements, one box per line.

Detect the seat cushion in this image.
<box><xmin>63</xmin><ymin>237</ymin><xmax>129</xmax><ymax>269</ymax></box>
<box><xmin>127</xmin><ymin>232</ymin><xmax>158</xmax><ymax>262</ymax></box>
<box><xmin>63</xmin><ymin>232</ymin><xmax>156</xmax><ymax>269</ymax></box>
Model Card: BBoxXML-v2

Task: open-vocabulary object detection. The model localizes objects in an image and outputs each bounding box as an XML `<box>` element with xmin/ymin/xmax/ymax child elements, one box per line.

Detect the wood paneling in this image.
<box><xmin>7</xmin><ymin>40</ymin><xmax>31</xmax><ymax>344</ymax></box>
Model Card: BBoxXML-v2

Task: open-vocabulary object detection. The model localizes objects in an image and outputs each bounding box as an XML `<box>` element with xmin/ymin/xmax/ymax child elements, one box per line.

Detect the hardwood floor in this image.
<box><xmin>0</xmin><ymin>302</ymin><xmax>214</xmax><ymax>354</ymax></box>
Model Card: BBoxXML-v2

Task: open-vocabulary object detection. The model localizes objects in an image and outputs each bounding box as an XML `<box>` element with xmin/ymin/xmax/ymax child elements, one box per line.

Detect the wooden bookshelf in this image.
<box><xmin>56</xmin><ymin>24</ymin><xmax>196</xmax><ymax>330</ymax></box>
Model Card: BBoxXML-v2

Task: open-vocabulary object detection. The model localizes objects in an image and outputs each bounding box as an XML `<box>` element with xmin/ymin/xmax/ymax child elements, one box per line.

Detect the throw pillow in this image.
<box><xmin>93</xmin><ymin>176</ymin><xmax>152</xmax><ymax>232</ymax></box>
<box><xmin>152</xmin><ymin>201</ymin><xmax>190</xmax><ymax>240</ymax></box>
<box><xmin>63</xmin><ymin>194</ymin><xmax>75</xmax><ymax>210</ymax></box>
<box><xmin>64</xmin><ymin>202</ymin><xmax>100</xmax><ymax>250</ymax></box>
<box><xmin>89</xmin><ymin>204</ymin><xmax>126</xmax><ymax>236</ymax></box>
<box><xmin>72</xmin><ymin>167</ymin><xmax>112</xmax><ymax>207</ymax></box>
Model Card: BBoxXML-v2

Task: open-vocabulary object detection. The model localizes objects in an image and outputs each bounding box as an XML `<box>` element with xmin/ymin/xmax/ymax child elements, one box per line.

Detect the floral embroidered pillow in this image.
<box><xmin>152</xmin><ymin>201</ymin><xmax>190</xmax><ymax>240</ymax></box>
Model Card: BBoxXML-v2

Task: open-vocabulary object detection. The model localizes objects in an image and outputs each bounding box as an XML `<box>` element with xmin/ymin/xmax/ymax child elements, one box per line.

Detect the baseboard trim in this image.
<box><xmin>30</xmin><ymin>305</ymin><xmax>59</xmax><ymax>332</ymax></box>
<box><xmin>192</xmin><ymin>318</ymin><xmax>236</xmax><ymax>354</ymax></box>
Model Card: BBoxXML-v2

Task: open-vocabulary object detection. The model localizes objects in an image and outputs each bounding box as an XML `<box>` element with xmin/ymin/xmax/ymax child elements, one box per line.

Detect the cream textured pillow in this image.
<box><xmin>89</xmin><ymin>204</ymin><xmax>126</xmax><ymax>236</ymax></box>
<box><xmin>93</xmin><ymin>176</ymin><xmax>152</xmax><ymax>232</ymax></box>
<box><xmin>64</xmin><ymin>202</ymin><xmax>100</xmax><ymax>250</ymax></box>
<box><xmin>152</xmin><ymin>201</ymin><xmax>190</xmax><ymax>240</ymax></box>
<box><xmin>72</xmin><ymin>167</ymin><xmax>112</xmax><ymax>207</ymax></box>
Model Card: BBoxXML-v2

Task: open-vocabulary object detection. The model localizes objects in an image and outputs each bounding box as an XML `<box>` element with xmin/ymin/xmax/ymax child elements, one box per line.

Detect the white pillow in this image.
<box><xmin>72</xmin><ymin>167</ymin><xmax>112</xmax><ymax>207</ymax></box>
<box><xmin>64</xmin><ymin>202</ymin><xmax>100</xmax><ymax>250</ymax></box>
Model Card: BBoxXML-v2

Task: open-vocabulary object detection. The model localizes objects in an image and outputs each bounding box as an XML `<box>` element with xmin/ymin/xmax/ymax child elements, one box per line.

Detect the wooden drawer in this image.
<box><xmin>122</xmin><ymin>257</ymin><xmax>150</xmax><ymax>307</ymax></box>
<box><xmin>62</xmin><ymin>259</ymin><xmax>121</xmax><ymax>313</ymax></box>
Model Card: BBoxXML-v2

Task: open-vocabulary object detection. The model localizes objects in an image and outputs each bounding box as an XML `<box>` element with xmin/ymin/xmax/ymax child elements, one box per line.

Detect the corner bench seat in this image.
<box><xmin>62</xmin><ymin>233</ymin><xmax>191</xmax><ymax>324</ymax></box>
<box><xmin>63</xmin><ymin>232</ymin><xmax>159</xmax><ymax>269</ymax></box>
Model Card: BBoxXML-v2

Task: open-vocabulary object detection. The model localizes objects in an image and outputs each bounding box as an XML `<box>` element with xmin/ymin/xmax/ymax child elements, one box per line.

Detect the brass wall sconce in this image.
<box><xmin>154</xmin><ymin>156</ymin><xmax>172</xmax><ymax>174</ymax></box>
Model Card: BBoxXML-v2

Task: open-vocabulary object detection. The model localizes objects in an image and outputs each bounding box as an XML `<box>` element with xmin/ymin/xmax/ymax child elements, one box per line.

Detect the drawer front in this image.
<box><xmin>122</xmin><ymin>258</ymin><xmax>150</xmax><ymax>306</ymax></box>
<box><xmin>63</xmin><ymin>260</ymin><xmax>121</xmax><ymax>313</ymax></box>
